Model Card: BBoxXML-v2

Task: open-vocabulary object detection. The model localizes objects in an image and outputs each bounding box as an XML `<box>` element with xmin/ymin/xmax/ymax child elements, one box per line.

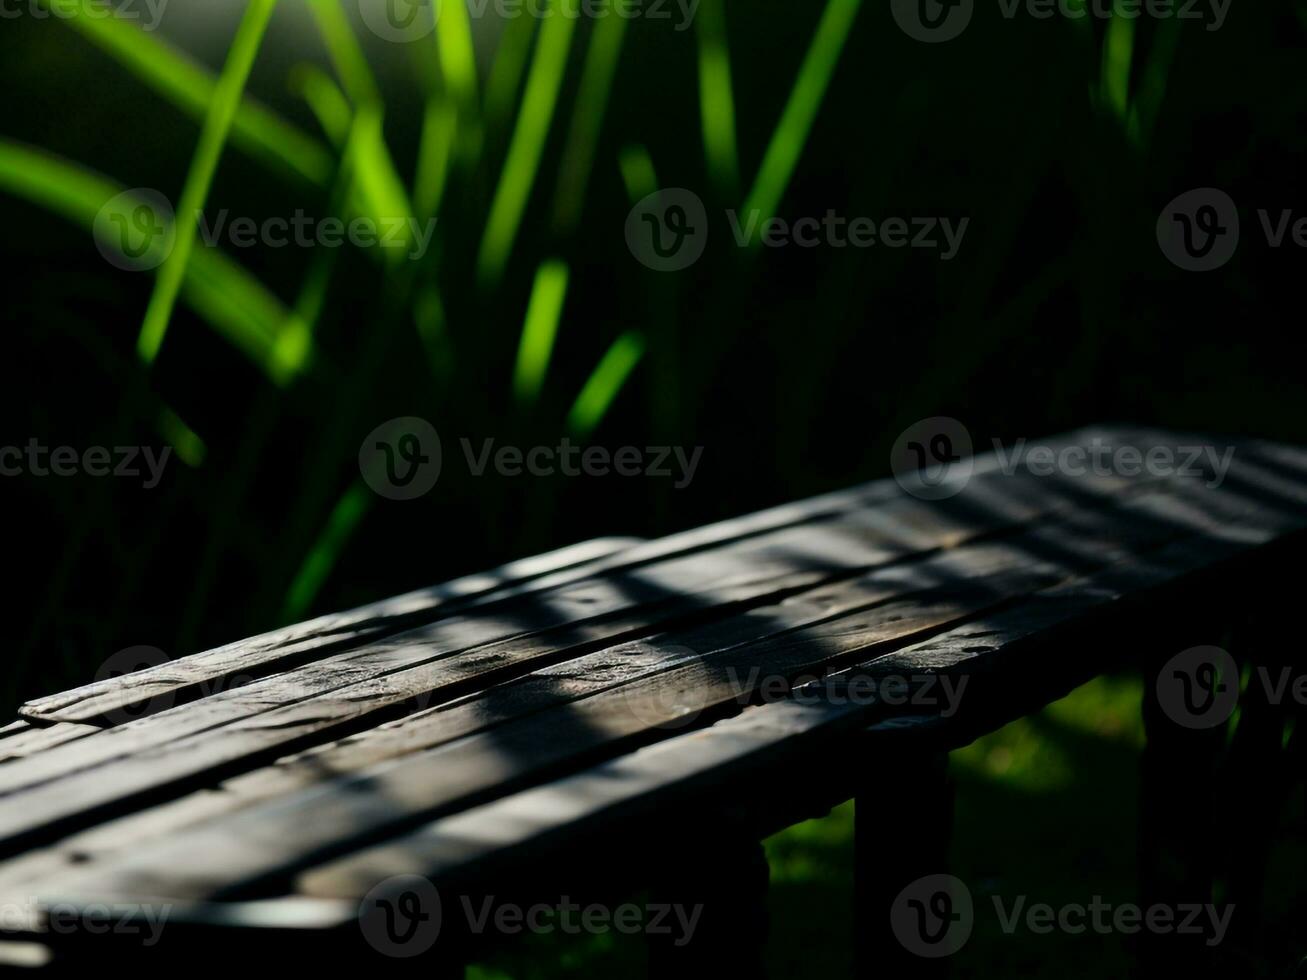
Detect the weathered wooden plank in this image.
<box><xmin>0</xmin><ymin>547</ymin><xmax>874</xmax><ymax>798</ymax></box>
<box><xmin>0</xmin><ymin>466</ymin><xmax>1288</xmax><ymax>894</ymax></box>
<box><xmin>0</xmin><ymin>525</ymin><xmax>1092</xmax><ymax>889</ymax></box>
<box><xmin>289</xmin><ymin>533</ymin><xmax>1273</xmax><ymax>901</ymax></box>
<box><xmin>0</xmin><ymin>500</ymin><xmax>1164</xmax><ymax>895</ymax></box>
<box><xmin>21</xmin><ymin>426</ymin><xmax>1183</xmax><ymax>728</ymax></box>
<box><xmin>0</xmin><ymin>724</ymin><xmax>100</xmax><ymax>763</ymax></box>
<box><xmin>22</xmin><ymin>488</ymin><xmax>1267</xmax><ymax>903</ymax></box>
<box><xmin>20</xmin><ymin>536</ymin><xmax>645</xmax><ymax>726</ymax></box>
<box><xmin>0</xmin><ymin>454</ymin><xmax>1157</xmax><ymax>810</ymax></box>
<box><xmin>12</xmin><ymin>430</ymin><xmax>1306</xmax><ymax>911</ymax></box>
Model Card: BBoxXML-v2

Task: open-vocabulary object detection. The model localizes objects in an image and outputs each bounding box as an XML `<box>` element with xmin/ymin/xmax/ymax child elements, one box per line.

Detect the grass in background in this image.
<box><xmin>137</xmin><ymin>0</ymin><xmax>281</xmax><ymax>363</ymax></box>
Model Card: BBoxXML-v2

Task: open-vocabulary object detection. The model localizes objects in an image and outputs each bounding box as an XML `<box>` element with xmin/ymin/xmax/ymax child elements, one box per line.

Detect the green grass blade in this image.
<box><xmin>695</xmin><ymin>0</ymin><xmax>740</xmax><ymax>198</ymax></box>
<box><xmin>742</xmin><ymin>0</ymin><xmax>862</xmax><ymax>239</ymax></box>
<box><xmin>567</xmin><ymin>331</ymin><xmax>646</xmax><ymax>437</ymax></box>
<box><xmin>618</xmin><ymin>144</ymin><xmax>659</xmax><ymax>204</ymax></box>
<box><xmin>414</xmin><ymin>99</ymin><xmax>457</xmax><ymax>220</ymax></box>
<box><xmin>290</xmin><ymin>63</ymin><xmax>353</xmax><ymax>146</ymax></box>
<box><xmin>47</xmin><ymin>0</ymin><xmax>331</xmax><ymax>188</ymax></box>
<box><xmin>137</xmin><ymin>0</ymin><xmax>281</xmax><ymax>364</ymax></box>
<box><xmin>435</xmin><ymin>0</ymin><xmax>479</xmax><ymax>108</ymax></box>
<box><xmin>414</xmin><ymin>282</ymin><xmax>453</xmax><ymax>387</ymax></box>
<box><xmin>551</xmin><ymin>11</ymin><xmax>629</xmax><ymax>234</ymax></box>
<box><xmin>1125</xmin><ymin>18</ymin><xmax>1180</xmax><ymax>148</ymax></box>
<box><xmin>484</xmin><ymin>14</ymin><xmax>538</xmax><ymax>134</ymax></box>
<box><xmin>345</xmin><ymin>104</ymin><xmax>419</xmax><ymax>262</ymax></box>
<box><xmin>183</xmin><ymin>251</ymin><xmax>314</xmax><ymax>382</ymax></box>
<box><xmin>476</xmin><ymin>3</ymin><xmax>578</xmax><ymax>287</ymax></box>
<box><xmin>0</xmin><ymin>139</ymin><xmax>311</xmax><ymax>381</ymax></box>
<box><xmin>513</xmin><ymin>259</ymin><xmax>570</xmax><ymax>406</ymax></box>
<box><xmin>1101</xmin><ymin>4</ymin><xmax>1136</xmax><ymax>122</ymax></box>
<box><xmin>306</xmin><ymin>0</ymin><xmax>381</xmax><ymax>105</ymax></box>
<box><xmin>157</xmin><ymin>405</ymin><xmax>208</xmax><ymax>468</ymax></box>
<box><xmin>280</xmin><ymin>480</ymin><xmax>373</xmax><ymax>622</ymax></box>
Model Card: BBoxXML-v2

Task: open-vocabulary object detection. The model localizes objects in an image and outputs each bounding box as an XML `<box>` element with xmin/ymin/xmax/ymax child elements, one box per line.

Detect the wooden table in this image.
<box><xmin>1</xmin><ymin>427</ymin><xmax>1304</xmax><ymax>975</ymax></box>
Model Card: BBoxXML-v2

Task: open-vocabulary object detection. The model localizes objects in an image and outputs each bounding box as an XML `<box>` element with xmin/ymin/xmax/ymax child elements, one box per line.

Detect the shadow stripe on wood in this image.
<box><xmin>0</xmin><ymin>450</ymin><xmax>1295</xmax><ymax>891</ymax></box>
<box><xmin>18</xmin><ymin>476</ymin><xmax>1290</xmax><ymax>903</ymax></box>
<box><xmin>20</xmin><ymin>537</ymin><xmax>646</xmax><ymax>726</ymax></box>
<box><xmin>290</xmin><ymin>529</ymin><xmax>1292</xmax><ymax>902</ymax></box>
<box><xmin>0</xmin><ymin>457</ymin><xmax>1168</xmax><ymax>807</ymax></box>
<box><xmin>21</xmin><ymin>427</ymin><xmax>1181</xmax><ymax>727</ymax></box>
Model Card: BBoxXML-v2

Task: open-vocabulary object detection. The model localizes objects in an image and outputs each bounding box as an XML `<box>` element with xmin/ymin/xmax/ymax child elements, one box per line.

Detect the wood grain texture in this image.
<box><xmin>25</xmin><ymin>471</ymin><xmax>1300</xmax><ymax>903</ymax></box>
<box><xmin>20</xmin><ymin>537</ymin><xmax>646</xmax><ymax>726</ymax></box>
<box><xmin>2</xmin><ymin>428</ymin><xmax>1304</xmax><ymax>923</ymax></box>
<box><xmin>21</xmin><ymin>426</ymin><xmax>1166</xmax><ymax>729</ymax></box>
